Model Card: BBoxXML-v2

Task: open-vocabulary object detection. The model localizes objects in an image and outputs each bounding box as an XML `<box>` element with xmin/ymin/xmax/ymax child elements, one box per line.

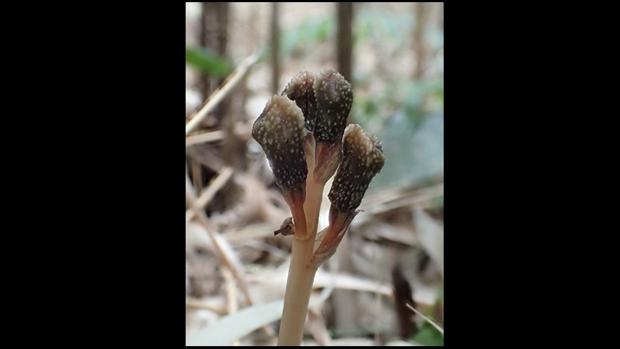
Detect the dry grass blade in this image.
<box><xmin>186</xmin><ymin>171</ymin><xmax>253</xmax><ymax>305</ymax></box>
<box><xmin>223</xmin><ymin>269</ymin><xmax>240</xmax><ymax>346</ymax></box>
<box><xmin>186</xmin><ymin>52</ymin><xmax>260</xmax><ymax>135</ymax></box>
<box><xmin>186</xmin><ymin>130</ymin><xmax>224</xmax><ymax>146</ymax></box>
<box><xmin>186</xmin><ymin>298</ymin><xmax>228</xmax><ymax>316</ymax></box>
<box><xmin>186</xmin><ymin>299</ymin><xmax>283</xmax><ymax>346</ymax></box>
<box><xmin>313</xmin><ymin>271</ymin><xmax>392</xmax><ymax>296</ymax></box>
<box><xmin>406</xmin><ymin>303</ymin><xmax>444</xmax><ymax>335</ymax></box>
<box><xmin>187</xmin><ymin>195</ymin><xmax>254</xmax><ymax>305</ymax></box>
<box><xmin>186</xmin><ymin>171</ymin><xmax>275</xmax><ymax>338</ymax></box>
<box><xmin>223</xmin><ymin>269</ymin><xmax>238</xmax><ymax>314</ymax></box>
<box><xmin>355</xmin><ymin>183</ymin><xmax>444</xmax><ymax>225</ymax></box>
<box><xmin>361</xmin><ymin>183</ymin><xmax>443</xmax><ymax>211</ymax></box>
<box><xmin>186</xmin><ymin>169</ymin><xmax>197</xmax><ymax>198</ymax></box>
<box><xmin>186</xmin><ymin>123</ymin><xmax>252</xmax><ymax>147</ymax></box>
<box><xmin>314</xmin><ymin>271</ymin><xmax>437</xmax><ymax>306</ymax></box>
<box><xmin>247</xmin><ymin>267</ymin><xmax>436</xmax><ymax>307</ymax></box>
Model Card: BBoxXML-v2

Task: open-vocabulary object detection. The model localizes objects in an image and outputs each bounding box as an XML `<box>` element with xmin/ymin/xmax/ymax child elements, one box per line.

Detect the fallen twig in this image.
<box><xmin>186</xmin><ymin>52</ymin><xmax>260</xmax><ymax>135</ymax></box>
<box><xmin>186</xmin><ymin>130</ymin><xmax>224</xmax><ymax>146</ymax></box>
<box><xmin>186</xmin><ymin>171</ymin><xmax>275</xmax><ymax>338</ymax></box>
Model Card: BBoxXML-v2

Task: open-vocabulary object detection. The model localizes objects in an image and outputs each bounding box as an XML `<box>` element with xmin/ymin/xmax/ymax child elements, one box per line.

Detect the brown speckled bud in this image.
<box><xmin>313</xmin><ymin>69</ymin><xmax>353</xmax><ymax>144</ymax></box>
<box><xmin>313</xmin><ymin>124</ymin><xmax>383</xmax><ymax>266</ymax></box>
<box><xmin>282</xmin><ymin>71</ymin><xmax>318</xmax><ymax>132</ymax></box>
<box><xmin>328</xmin><ymin>124</ymin><xmax>384</xmax><ymax>212</ymax></box>
<box><xmin>252</xmin><ymin>95</ymin><xmax>308</xmax><ymax>190</ymax></box>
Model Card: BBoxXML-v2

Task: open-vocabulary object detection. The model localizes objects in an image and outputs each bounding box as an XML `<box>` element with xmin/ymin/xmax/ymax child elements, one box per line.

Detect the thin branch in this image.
<box><xmin>223</xmin><ymin>269</ymin><xmax>238</xmax><ymax>315</ymax></box>
<box><xmin>222</xmin><ymin>269</ymin><xmax>240</xmax><ymax>345</ymax></box>
<box><xmin>186</xmin><ymin>167</ymin><xmax>234</xmax><ymax>222</ymax></box>
<box><xmin>186</xmin><ymin>172</ymin><xmax>275</xmax><ymax>338</ymax></box>
<box><xmin>187</xmin><ymin>194</ymin><xmax>253</xmax><ymax>305</ymax></box>
<box><xmin>186</xmin><ymin>169</ymin><xmax>251</xmax><ymax>303</ymax></box>
<box><xmin>186</xmin><ymin>52</ymin><xmax>261</xmax><ymax>135</ymax></box>
<box><xmin>406</xmin><ymin>302</ymin><xmax>444</xmax><ymax>335</ymax></box>
<box><xmin>186</xmin><ymin>122</ymin><xmax>252</xmax><ymax>147</ymax></box>
<box><xmin>186</xmin><ymin>130</ymin><xmax>224</xmax><ymax>146</ymax></box>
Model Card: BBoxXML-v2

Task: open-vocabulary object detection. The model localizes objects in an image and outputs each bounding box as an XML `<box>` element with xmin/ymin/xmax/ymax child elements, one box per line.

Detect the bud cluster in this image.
<box><xmin>252</xmin><ymin>69</ymin><xmax>384</xmax><ymax>266</ymax></box>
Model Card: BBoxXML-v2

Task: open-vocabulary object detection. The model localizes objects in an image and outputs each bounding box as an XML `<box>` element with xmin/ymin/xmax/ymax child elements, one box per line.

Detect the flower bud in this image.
<box><xmin>252</xmin><ymin>95</ymin><xmax>308</xmax><ymax>191</ymax></box>
<box><xmin>312</xmin><ymin>69</ymin><xmax>353</xmax><ymax>183</ymax></box>
<box><xmin>252</xmin><ymin>95</ymin><xmax>309</xmax><ymax>233</ymax></box>
<box><xmin>282</xmin><ymin>71</ymin><xmax>318</xmax><ymax>133</ymax></box>
<box><xmin>313</xmin><ymin>124</ymin><xmax>384</xmax><ymax>266</ymax></box>
<box><xmin>328</xmin><ymin>124</ymin><xmax>384</xmax><ymax>212</ymax></box>
<box><xmin>313</xmin><ymin>69</ymin><xmax>352</xmax><ymax>144</ymax></box>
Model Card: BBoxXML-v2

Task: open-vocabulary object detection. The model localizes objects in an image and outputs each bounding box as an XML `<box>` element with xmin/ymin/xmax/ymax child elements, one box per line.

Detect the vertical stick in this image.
<box><xmin>190</xmin><ymin>159</ymin><xmax>204</xmax><ymax>193</ymax></box>
<box><xmin>337</xmin><ymin>2</ymin><xmax>354</xmax><ymax>83</ymax></box>
<box><xmin>271</xmin><ymin>2</ymin><xmax>281</xmax><ymax>95</ymax></box>
<box><xmin>413</xmin><ymin>2</ymin><xmax>429</xmax><ymax>80</ymax></box>
<box><xmin>199</xmin><ymin>3</ymin><xmax>210</xmax><ymax>96</ymax></box>
<box><xmin>200</xmin><ymin>2</ymin><xmax>230</xmax><ymax>122</ymax></box>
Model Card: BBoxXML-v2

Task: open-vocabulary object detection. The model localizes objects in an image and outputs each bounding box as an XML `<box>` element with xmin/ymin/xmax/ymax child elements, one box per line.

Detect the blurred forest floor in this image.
<box><xmin>185</xmin><ymin>2</ymin><xmax>443</xmax><ymax>346</ymax></box>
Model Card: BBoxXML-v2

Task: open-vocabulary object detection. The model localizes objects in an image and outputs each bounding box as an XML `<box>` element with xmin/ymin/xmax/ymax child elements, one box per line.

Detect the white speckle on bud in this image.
<box><xmin>252</xmin><ymin>95</ymin><xmax>308</xmax><ymax>189</ymax></box>
<box><xmin>328</xmin><ymin>124</ymin><xmax>384</xmax><ymax>211</ymax></box>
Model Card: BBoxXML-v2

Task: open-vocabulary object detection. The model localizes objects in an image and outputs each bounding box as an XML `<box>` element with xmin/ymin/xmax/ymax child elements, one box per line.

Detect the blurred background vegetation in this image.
<box><xmin>186</xmin><ymin>2</ymin><xmax>443</xmax><ymax>346</ymax></box>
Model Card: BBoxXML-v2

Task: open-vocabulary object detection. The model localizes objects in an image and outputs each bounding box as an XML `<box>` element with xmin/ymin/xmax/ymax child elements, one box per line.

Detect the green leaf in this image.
<box><xmin>386</xmin><ymin>339</ymin><xmax>419</xmax><ymax>346</ymax></box>
<box><xmin>186</xmin><ymin>299</ymin><xmax>283</xmax><ymax>346</ymax></box>
<box><xmin>413</xmin><ymin>322</ymin><xmax>444</xmax><ymax>346</ymax></box>
<box><xmin>185</xmin><ymin>47</ymin><xmax>232</xmax><ymax>77</ymax></box>
<box><xmin>370</xmin><ymin>111</ymin><xmax>443</xmax><ymax>191</ymax></box>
